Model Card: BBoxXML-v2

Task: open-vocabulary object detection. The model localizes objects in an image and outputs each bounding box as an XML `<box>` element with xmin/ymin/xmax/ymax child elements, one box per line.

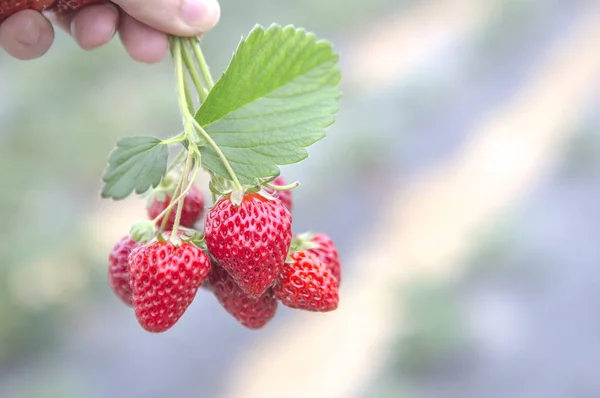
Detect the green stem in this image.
<box><xmin>171</xmin><ymin>152</ymin><xmax>195</xmax><ymax>237</ymax></box>
<box><xmin>191</xmin><ymin>38</ymin><xmax>215</xmax><ymax>89</ymax></box>
<box><xmin>173</xmin><ymin>37</ymin><xmax>197</xmax><ymax>142</ymax></box>
<box><xmin>153</xmin><ymin>157</ymin><xmax>200</xmax><ymax>227</ymax></box>
<box><xmin>162</xmin><ymin>133</ymin><xmax>187</xmax><ymax>146</ymax></box>
<box><xmin>159</xmin><ymin>174</ymin><xmax>183</xmax><ymax>232</ymax></box>
<box><xmin>166</xmin><ymin>148</ymin><xmax>186</xmax><ymax>174</ymax></box>
<box><xmin>182</xmin><ymin>41</ymin><xmax>208</xmax><ymax>102</ymax></box>
<box><xmin>209</xmin><ymin>171</ymin><xmax>218</xmax><ymax>204</ymax></box>
<box><xmin>159</xmin><ymin>35</ymin><xmax>202</xmax><ymax>237</ymax></box>
<box><xmin>183</xmin><ymin>74</ymin><xmax>195</xmax><ymax>114</ymax></box>
<box><xmin>191</xmin><ymin>118</ymin><xmax>243</xmax><ymax>191</ymax></box>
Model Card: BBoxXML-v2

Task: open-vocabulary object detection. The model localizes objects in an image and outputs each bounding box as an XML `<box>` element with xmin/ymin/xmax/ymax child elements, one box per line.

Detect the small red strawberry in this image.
<box><xmin>128</xmin><ymin>232</ymin><xmax>210</xmax><ymax>333</ymax></box>
<box><xmin>51</xmin><ymin>0</ymin><xmax>100</xmax><ymax>12</ymax></box>
<box><xmin>147</xmin><ymin>184</ymin><xmax>205</xmax><ymax>229</ymax></box>
<box><xmin>306</xmin><ymin>233</ymin><xmax>341</xmax><ymax>285</ymax></box>
<box><xmin>204</xmin><ymin>192</ymin><xmax>293</xmax><ymax>299</ymax></box>
<box><xmin>208</xmin><ymin>262</ymin><xmax>277</xmax><ymax>329</ymax></box>
<box><xmin>0</xmin><ymin>0</ymin><xmax>52</xmax><ymax>21</ymax></box>
<box><xmin>273</xmin><ymin>251</ymin><xmax>339</xmax><ymax>312</ymax></box>
<box><xmin>264</xmin><ymin>176</ymin><xmax>293</xmax><ymax>212</ymax></box>
<box><xmin>0</xmin><ymin>0</ymin><xmax>100</xmax><ymax>23</ymax></box>
<box><xmin>108</xmin><ymin>235</ymin><xmax>137</xmax><ymax>307</ymax></box>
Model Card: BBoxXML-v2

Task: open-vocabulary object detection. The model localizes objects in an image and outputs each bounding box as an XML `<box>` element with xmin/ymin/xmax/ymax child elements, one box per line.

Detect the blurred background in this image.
<box><xmin>1</xmin><ymin>0</ymin><xmax>600</xmax><ymax>396</ymax></box>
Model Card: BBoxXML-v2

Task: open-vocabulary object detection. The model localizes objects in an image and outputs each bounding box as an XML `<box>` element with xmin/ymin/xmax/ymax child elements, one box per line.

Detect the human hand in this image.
<box><xmin>0</xmin><ymin>0</ymin><xmax>220</xmax><ymax>62</ymax></box>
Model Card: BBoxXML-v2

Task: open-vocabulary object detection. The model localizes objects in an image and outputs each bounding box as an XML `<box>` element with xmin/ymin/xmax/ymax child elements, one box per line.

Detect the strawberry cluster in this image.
<box><xmin>108</xmin><ymin>177</ymin><xmax>341</xmax><ymax>333</ymax></box>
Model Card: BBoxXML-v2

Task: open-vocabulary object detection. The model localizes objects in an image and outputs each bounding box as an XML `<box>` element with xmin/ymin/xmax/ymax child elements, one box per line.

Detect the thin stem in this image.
<box><xmin>155</xmin><ymin>184</ymin><xmax>181</xmax><ymax>233</ymax></box>
<box><xmin>162</xmin><ymin>133</ymin><xmax>187</xmax><ymax>146</ymax></box>
<box><xmin>152</xmin><ymin>155</ymin><xmax>201</xmax><ymax>226</ymax></box>
<box><xmin>173</xmin><ymin>37</ymin><xmax>196</xmax><ymax>142</ymax></box>
<box><xmin>166</xmin><ymin>148</ymin><xmax>186</xmax><ymax>174</ymax></box>
<box><xmin>159</xmin><ymin>174</ymin><xmax>183</xmax><ymax>232</ymax></box>
<box><xmin>171</xmin><ymin>152</ymin><xmax>194</xmax><ymax>237</ymax></box>
<box><xmin>191</xmin><ymin>118</ymin><xmax>243</xmax><ymax>191</ymax></box>
<box><xmin>183</xmin><ymin>74</ymin><xmax>195</xmax><ymax>114</ymax></box>
<box><xmin>158</xmin><ymin>36</ymin><xmax>201</xmax><ymax>236</ymax></box>
<box><xmin>182</xmin><ymin>41</ymin><xmax>208</xmax><ymax>102</ymax></box>
<box><xmin>159</xmin><ymin>207</ymin><xmax>172</xmax><ymax>232</ymax></box>
<box><xmin>191</xmin><ymin>38</ymin><xmax>214</xmax><ymax>89</ymax></box>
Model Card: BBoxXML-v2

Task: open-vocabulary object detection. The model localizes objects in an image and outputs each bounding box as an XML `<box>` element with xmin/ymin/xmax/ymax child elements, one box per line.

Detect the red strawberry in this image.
<box><xmin>208</xmin><ymin>262</ymin><xmax>277</xmax><ymax>329</ymax></box>
<box><xmin>307</xmin><ymin>233</ymin><xmax>341</xmax><ymax>285</ymax></box>
<box><xmin>147</xmin><ymin>184</ymin><xmax>205</xmax><ymax>229</ymax></box>
<box><xmin>0</xmin><ymin>0</ymin><xmax>51</xmax><ymax>22</ymax></box>
<box><xmin>128</xmin><ymin>232</ymin><xmax>210</xmax><ymax>333</ymax></box>
<box><xmin>273</xmin><ymin>251</ymin><xmax>339</xmax><ymax>312</ymax></box>
<box><xmin>51</xmin><ymin>0</ymin><xmax>100</xmax><ymax>12</ymax></box>
<box><xmin>264</xmin><ymin>176</ymin><xmax>293</xmax><ymax>212</ymax></box>
<box><xmin>108</xmin><ymin>235</ymin><xmax>137</xmax><ymax>307</ymax></box>
<box><xmin>204</xmin><ymin>192</ymin><xmax>293</xmax><ymax>299</ymax></box>
<box><xmin>0</xmin><ymin>0</ymin><xmax>100</xmax><ymax>23</ymax></box>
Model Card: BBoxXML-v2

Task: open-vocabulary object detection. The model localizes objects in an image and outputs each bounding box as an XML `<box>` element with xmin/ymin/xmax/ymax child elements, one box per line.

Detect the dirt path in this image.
<box><xmin>222</xmin><ymin>5</ymin><xmax>600</xmax><ymax>398</ymax></box>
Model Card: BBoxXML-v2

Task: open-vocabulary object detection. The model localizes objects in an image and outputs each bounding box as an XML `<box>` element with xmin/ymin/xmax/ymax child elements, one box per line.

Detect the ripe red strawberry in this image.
<box><xmin>273</xmin><ymin>251</ymin><xmax>339</xmax><ymax>312</ymax></box>
<box><xmin>51</xmin><ymin>0</ymin><xmax>100</xmax><ymax>12</ymax></box>
<box><xmin>0</xmin><ymin>0</ymin><xmax>50</xmax><ymax>22</ymax></box>
<box><xmin>204</xmin><ymin>192</ymin><xmax>292</xmax><ymax>299</ymax></box>
<box><xmin>208</xmin><ymin>262</ymin><xmax>277</xmax><ymax>329</ymax></box>
<box><xmin>0</xmin><ymin>0</ymin><xmax>99</xmax><ymax>23</ymax></box>
<box><xmin>264</xmin><ymin>176</ymin><xmax>293</xmax><ymax>212</ymax></box>
<box><xmin>147</xmin><ymin>184</ymin><xmax>205</xmax><ymax>229</ymax></box>
<box><xmin>307</xmin><ymin>233</ymin><xmax>341</xmax><ymax>285</ymax></box>
<box><xmin>108</xmin><ymin>235</ymin><xmax>137</xmax><ymax>307</ymax></box>
<box><xmin>128</xmin><ymin>232</ymin><xmax>210</xmax><ymax>333</ymax></box>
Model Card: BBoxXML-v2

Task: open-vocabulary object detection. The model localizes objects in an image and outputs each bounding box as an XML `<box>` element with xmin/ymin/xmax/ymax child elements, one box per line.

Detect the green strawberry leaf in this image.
<box><xmin>194</xmin><ymin>24</ymin><xmax>342</xmax><ymax>185</ymax></box>
<box><xmin>101</xmin><ymin>136</ymin><xmax>168</xmax><ymax>200</ymax></box>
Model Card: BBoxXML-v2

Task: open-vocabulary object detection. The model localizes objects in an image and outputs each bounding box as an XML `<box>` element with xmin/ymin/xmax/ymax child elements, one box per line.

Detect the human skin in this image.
<box><xmin>0</xmin><ymin>0</ymin><xmax>220</xmax><ymax>62</ymax></box>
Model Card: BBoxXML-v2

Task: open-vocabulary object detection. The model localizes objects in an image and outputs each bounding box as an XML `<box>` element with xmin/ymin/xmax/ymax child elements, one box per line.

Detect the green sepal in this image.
<box><xmin>230</xmin><ymin>190</ymin><xmax>244</xmax><ymax>207</ymax></box>
<box><xmin>129</xmin><ymin>219</ymin><xmax>157</xmax><ymax>243</ymax></box>
<box><xmin>156</xmin><ymin>232</ymin><xmax>169</xmax><ymax>243</ymax></box>
<box><xmin>289</xmin><ymin>232</ymin><xmax>321</xmax><ymax>254</ymax></box>
<box><xmin>255</xmin><ymin>189</ymin><xmax>277</xmax><ymax>202</ymax></box>
<box><xmin>208</xmin><ymin>177</ymin><xmax>233</xmax><ymax>197</ymax></box>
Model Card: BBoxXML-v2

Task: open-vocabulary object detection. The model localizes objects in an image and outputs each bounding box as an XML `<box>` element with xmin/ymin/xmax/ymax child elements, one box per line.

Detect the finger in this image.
<box><xmin>118</xmin><ymin>14</ymin><xmax>168</xmax><ymax>64</ymax></box>
<box><xmin>0</xmin><ymin>10</ymin><xmax>54</xmax><ymax>60</ymax></box>
<box><xmin>46</xmin><ymin>3</ymin><xmax>119</xmax><ymax>50</ymax></box>
<box><xmin>111</xmin><ymin>0</ymin><xmax>220</xmax><ymax>37</ymax></box>
<box><xmin>71</xmin><ymin>3</ymin><xmax>120</xmax><ymax>50</ymax></box>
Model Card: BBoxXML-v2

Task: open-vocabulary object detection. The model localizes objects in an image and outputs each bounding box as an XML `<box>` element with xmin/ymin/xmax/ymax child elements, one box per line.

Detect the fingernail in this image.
<box><xmin>17</xmin><ymin>21</ymin><xmax>41</xmax><ymax>45</ymax></box>
<box><xmin>181</xmin><ymin>0</ymin><xmax>220</xmax><ymax>31</ymax></box>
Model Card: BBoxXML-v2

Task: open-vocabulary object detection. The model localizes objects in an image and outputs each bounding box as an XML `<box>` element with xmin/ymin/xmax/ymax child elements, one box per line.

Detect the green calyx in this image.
<box><xmin>130</xmin><ymin>219</ymin><xmax>156</xmax><ymax>243</ymax></box>
<box><xmin>285</xmin><ymin>232</ymin><xmax>322</xmax><ymax>263</ymax></box>
<box><xmin>263</xmin><ymin>181</ymin><xmax>300</xmax><ymax>192</ymax></box>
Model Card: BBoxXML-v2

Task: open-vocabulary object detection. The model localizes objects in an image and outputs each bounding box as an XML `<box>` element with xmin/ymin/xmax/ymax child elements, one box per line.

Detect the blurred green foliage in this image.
<box><xmin>560</xmin><ymin>116</ymin><xmax>600</xmax><ymax>177</ymax></box>
<box><xmin>394</xmin><ymin>281</ymin><xmax>467</xmax><ymax>374</ymax></box>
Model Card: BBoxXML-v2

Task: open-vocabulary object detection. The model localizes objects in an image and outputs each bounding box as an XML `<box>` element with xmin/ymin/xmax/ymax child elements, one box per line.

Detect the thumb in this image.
<box><xmin>111</xmin><ymin>0</ymin><xmax>220</xmax><ymax>37</ymax></box>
